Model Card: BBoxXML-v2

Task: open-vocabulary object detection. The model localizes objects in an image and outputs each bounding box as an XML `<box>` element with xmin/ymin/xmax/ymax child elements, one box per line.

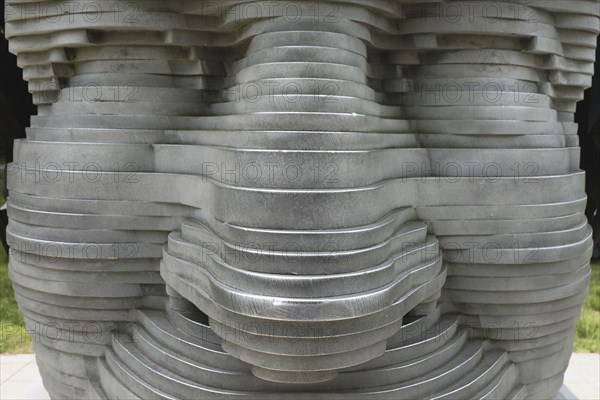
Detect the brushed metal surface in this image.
<box><xmin>3</xmin><ymin>0</ymin><xmax>599</xmax><ymax>398</ymax></box>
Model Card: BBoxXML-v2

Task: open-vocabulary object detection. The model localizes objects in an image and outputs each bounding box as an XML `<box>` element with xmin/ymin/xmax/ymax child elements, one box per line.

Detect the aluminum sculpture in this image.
<box><xmin>4</xmin><ymin>0</ymin><xmax>600</xmax><ymax>398</ymax></box>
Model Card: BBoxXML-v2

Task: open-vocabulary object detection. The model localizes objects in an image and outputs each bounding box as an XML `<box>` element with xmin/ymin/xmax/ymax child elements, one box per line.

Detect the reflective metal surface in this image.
<box><xmin>4</xmin><ymin>0</ymin><xmax>599</xmax><ymax>398</ymax></box>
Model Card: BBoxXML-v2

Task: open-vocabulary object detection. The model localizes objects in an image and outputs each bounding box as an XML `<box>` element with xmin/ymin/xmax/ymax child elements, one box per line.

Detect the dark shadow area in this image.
<box><xmin>576</xmin><ymin>35</ymin><xmax>600</xmax><ymax>259</ymax></box>
<box><xmin>1</xmin><ymin>2</ymin><xmax>36</xmax><ymax>252</ymax></box>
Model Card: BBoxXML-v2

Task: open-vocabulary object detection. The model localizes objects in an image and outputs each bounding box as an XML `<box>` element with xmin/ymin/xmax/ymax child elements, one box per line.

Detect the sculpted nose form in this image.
<box><xmin>156</xmin><ymin>24</ymin><xmax>446</xmax><ymax>383</ymax></box>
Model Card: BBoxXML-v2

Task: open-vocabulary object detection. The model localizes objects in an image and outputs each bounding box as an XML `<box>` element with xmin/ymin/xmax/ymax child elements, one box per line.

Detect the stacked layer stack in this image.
<box><xmin>4</xmin><ymin>1</ymin><xmax>599</xmax><ymax>398</ymax></box>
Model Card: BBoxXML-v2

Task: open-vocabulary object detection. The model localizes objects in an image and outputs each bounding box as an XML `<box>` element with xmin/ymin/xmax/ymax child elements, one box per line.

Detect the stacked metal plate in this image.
<box><xmin>4</xmin><ymin>0</ymin><xmax>599</xmax><ymax>398</ymax></box>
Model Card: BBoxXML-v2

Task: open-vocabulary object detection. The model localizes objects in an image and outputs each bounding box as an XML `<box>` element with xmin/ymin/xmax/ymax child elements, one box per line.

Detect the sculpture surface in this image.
<box><xmin>4</xmin><ymin>0</ymin><xmax>600</xmax><ymax>398</ymax></box>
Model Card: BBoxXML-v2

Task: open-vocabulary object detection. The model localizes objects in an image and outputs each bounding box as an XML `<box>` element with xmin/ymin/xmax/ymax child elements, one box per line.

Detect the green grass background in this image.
<box><xmin>0</xmin><ymin>245</ymin><xmax>32</xmax><ymax>354</ymax></box>
<box><xmin>574</xmin><ymin>259</ymin><xmax>600</xmax><ymax>352</ymax></box>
